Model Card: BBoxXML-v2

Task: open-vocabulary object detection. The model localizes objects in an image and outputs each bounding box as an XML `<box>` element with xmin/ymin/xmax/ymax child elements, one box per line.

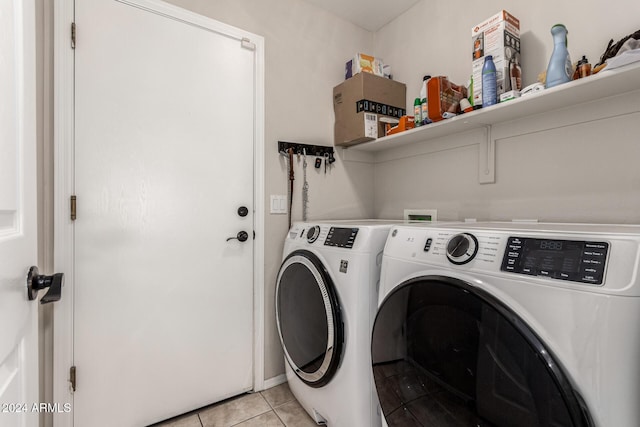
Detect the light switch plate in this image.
<box><xmin>270</xmin><ymin>195</ymin><xmax>287</xmax><ymax>214</ymax></box>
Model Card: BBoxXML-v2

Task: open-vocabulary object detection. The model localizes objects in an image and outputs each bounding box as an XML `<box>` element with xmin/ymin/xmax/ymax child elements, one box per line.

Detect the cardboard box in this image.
<box><xmin>345</xmin><ymin>53</ymin><xmax>384</xmax><ymax>79</ymax></box>
<box><xmin>471</xmin><ymin>10</ymin><xmax>521</xmax><ymax>106</ymax></box>
<box><xmin>333</xmin><ymin>73</ymin><xmax>406</xmax><ymax>146</ymax></box>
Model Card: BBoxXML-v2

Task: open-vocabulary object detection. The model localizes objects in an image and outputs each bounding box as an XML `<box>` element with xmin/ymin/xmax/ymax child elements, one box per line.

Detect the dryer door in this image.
<box><xmin>371</xmin><ymin>276</ymin><xmax>592</xmax><ymax>427</ymax></box>
<box><xmin>276</xmin><ymin>250</ymin><xmax>343</xmax><ymax>388</ymax></box>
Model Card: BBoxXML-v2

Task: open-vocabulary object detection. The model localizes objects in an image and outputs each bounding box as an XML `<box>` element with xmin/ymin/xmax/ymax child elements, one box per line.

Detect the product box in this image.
<box><xmin>471</xmin><ymin>10</ymin><xmax>521</xmax><ymax>106</ymax></box>
<box><xmin>345</xmin><ymin>53</ymin><xmax>384</xmax><ymax>80</ymax></box>
<box><xmin>333</xmin><ymin>72</ymin><xmax>406</xmax><ymax>146</ymax></box>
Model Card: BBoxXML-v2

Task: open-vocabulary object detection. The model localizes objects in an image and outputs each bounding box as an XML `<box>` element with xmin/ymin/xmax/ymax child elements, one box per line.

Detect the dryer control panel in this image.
<box><xmin>324</xmin><ymin>227</ymin><xmax>359</xmax><ymax>249</ymax></box>
<box><xmin>501</xmin><ymin>237</ymin><xmax>609</xmax><ymax>285</ymax></box>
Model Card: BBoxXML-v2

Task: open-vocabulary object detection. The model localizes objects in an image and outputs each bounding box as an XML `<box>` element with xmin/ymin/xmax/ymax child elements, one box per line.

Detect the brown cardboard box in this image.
<box><xmin>333</xmin><ymin>73</ymin><xmax>406</xmax><ymax>147</ymax></box>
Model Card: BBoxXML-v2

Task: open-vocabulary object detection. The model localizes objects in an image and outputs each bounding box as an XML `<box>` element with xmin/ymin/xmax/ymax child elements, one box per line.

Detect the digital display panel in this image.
<box><xmin>521</xmin><ymin>239</ymin><xmax>583</xmax><ymax>274</ymax></box>
<box><xmin>325</xmin><ymin>227</ymin><xmax>358</xmax><ymax>248</ymax></box>
<box><xmin>501</xmin><ymin>237</ymin><xmax>608</xmax><ymax>285</ymax></box>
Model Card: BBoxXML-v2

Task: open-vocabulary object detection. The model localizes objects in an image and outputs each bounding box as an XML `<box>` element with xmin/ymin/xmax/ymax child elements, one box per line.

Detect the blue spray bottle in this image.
<box><xmin>481</xmin><ymin>55</ymin><xmax>497</xmax><ymax>107</ymax></box>
<box><xmin>546</xmin><ymin>24</ymin><xmax>572</xmax><ymax>88</ymax></box>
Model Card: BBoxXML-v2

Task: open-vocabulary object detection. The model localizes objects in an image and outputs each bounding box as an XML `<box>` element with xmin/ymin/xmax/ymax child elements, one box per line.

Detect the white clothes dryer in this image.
<box><xmin>276</xmin><ymin>220</ymin><xmax>399</xmax><ymax>426</ymax></box>
<box><xmin>372</xmin><ymin>222</ymin><xmax>640</xmax><ymax>427</ymax></box>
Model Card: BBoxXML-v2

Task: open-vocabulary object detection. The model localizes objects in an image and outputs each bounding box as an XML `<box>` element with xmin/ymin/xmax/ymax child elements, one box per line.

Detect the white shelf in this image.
<box><xmin>346</xmin><ymin>61</ymin><xmax>640</xmax><ymax>153</ymax></box>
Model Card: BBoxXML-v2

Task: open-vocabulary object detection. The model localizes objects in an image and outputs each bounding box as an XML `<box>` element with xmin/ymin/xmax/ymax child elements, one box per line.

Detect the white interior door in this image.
<box><xmin>0</xmin><ymin>1</ymin><xmax>39</xmax><ymax>426</ymax></box>
<box><xmin>72</xmin><ymin>0</ymin><xmax>257</xmax><ymax>425</ymax></box>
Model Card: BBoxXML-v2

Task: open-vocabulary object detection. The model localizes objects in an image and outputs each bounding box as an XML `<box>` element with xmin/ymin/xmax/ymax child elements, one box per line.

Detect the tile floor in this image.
<box><xmin>152</xmin><ymin>382</ymin><xmax>317</xmax><ymax>427</ymax></box>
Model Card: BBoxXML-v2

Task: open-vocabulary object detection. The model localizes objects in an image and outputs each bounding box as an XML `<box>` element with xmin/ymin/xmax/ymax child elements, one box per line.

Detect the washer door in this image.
<box><xmin>276</xmin><ymin>250</ymin><xmax>343</xmax><ymax>388</ymax></box>
<box><xmin>372</xmin><ymin>276</ymin><xmax>592</xmax><ymax>427</ymax></box>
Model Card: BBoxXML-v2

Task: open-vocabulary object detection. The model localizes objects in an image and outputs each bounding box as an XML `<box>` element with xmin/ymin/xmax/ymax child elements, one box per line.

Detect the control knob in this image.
<box><xmin>446</xmin><ymin>233</ymin><xmax>479</xmax><ymax>265</ymax></box>
<box><xmin>307</xmin><ymin>225</ymin><xmax>321</xmax><ymax>243</ymax></box>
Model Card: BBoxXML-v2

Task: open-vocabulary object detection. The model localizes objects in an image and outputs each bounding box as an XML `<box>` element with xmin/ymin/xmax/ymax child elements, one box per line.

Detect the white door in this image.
<box><xmin>72</xmin><ymin>0</ymin><xmax>258</xmax><ymax>425</ymax></box>
<box><xmin>0</xmin><ymin>1</ymin><xmax>39</xmax><ymax>426</ymax></box>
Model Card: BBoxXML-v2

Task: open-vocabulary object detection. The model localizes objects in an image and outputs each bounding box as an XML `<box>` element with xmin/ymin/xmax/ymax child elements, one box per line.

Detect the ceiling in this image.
<box><xmin>301</xmin><ymin>0</ymin><xmax>421</xmax><ymax>32</ymax></box>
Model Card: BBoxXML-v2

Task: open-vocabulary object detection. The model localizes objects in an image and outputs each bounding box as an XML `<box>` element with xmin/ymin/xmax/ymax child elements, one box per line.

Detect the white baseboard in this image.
<box><xmin>262</xmin><ymin>374</ymin><xmax>287</xmax><ymax>390</ymax></box>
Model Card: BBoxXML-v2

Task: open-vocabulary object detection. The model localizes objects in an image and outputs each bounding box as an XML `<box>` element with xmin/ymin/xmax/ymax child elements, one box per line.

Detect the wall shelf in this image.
<box><xmin>346</xmin><ymin>61</ymin><xmax>640</xmax><ymax>155</ymax></box>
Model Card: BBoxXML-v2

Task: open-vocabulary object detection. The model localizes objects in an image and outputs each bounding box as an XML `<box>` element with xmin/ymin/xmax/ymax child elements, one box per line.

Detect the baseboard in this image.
<box><xmin>262</xmin><ymin>373</ymin><xmax>287</xmax><ymax>390</ymax></box>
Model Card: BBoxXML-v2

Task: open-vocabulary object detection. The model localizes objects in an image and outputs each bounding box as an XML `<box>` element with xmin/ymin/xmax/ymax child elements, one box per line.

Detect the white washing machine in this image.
<box><xmin>276</xmin><ymin>220</ymin><xmax>400</xmax><ymax>426</ymax></box>
<box><xmin>372</xmin><ymin>222</ymin><xmax>640</xmax><ymax>427</ymax></box>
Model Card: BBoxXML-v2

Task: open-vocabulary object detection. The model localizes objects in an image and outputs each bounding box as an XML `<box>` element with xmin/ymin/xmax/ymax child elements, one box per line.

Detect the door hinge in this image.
<box><xmin>70</xmin><ymin>195</ymin><xmax>77</xmax><ymax>221</ymax></box>
<box><xmin>241</xmin><ymin>37</ymin><xmax>255</xmax><ymax>51</ymax></box>
<box><xmin>71</xmin><ymin>22</ymin><xmax>76</xmax><ymax>49</ymax></box>
<box><xmin>70</xmin><ymin>366</ymin><xmax>76</xmax><ymax>392</ymax></box>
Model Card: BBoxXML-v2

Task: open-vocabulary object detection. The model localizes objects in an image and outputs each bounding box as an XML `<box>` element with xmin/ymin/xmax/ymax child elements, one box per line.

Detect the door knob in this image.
<box><xmin>27</xmin><ymin>266</ymin><xmax>64</xmax><ymax>304</ymax></box>
<box><xmin>226</xmin><ymin>231</ymin><xmax>249</xmax><ymax>242</ymax></box>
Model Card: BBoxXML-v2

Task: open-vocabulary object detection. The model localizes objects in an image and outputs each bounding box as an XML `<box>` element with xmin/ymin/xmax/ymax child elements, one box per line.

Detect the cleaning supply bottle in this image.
<box><xmin>420</xmin><ymin>75</ymin><xmax>431</xmax><ymax>125</ymax></box>
<box><xmin>414</xmin><ymin>98</ymin><xmax>422</xmax><ymax>127</ymax></box>
<box><xmin>577</xmin><ymin>55</ymin><xmax>591</xmax><ymax>78</ymax></box>
<box><xmin>509</xmin><ymin>53</ymin><xmax>522</xmax><ymax>91</ymax></box>
<box><xmin>546</xmin><ymin>24</ymin><xmax>572</xmax><ymax>88</ymax></box>
<box><xmin>481</xmin><ymin>55</ymin><xmax>497</xmax><ymax>107</ymax></box>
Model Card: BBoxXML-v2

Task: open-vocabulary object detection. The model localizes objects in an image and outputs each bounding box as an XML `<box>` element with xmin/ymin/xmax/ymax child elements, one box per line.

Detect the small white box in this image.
<box><xmin>499</xmin><ymin>90</ymin><xmax>521</xmax><ymax>102</ymax></box>
<box><xmin>345</xmin><ymin>53</ymin><xmax>384</xmax><ymax>79</ymax></box>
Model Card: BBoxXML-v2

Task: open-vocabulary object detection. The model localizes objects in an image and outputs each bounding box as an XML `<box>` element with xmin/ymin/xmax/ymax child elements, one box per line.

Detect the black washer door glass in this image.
<box><xmin>276</xmin><ymin>251</ymin><xmax>342</xmax><ymax>387</ymax></box>
<box><xmin>371</xmin><ymin>277</ymin><xmax>591</xmax><ymax>427</ymax></box>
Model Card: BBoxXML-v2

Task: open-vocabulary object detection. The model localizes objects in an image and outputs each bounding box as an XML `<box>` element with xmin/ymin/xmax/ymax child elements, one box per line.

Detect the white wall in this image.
<box><xmin>371</xmin><ymin>0</ymin><xmax>640</xmax><ymax>224</ymax></box>
<box><xmin>162</xmin><ymin>0</ymin><xmax>375</xmax><ymax>380</ymax></box>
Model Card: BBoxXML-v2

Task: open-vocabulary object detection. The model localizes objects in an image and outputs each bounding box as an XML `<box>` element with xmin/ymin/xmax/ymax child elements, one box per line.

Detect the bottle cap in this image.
<box><xmin>423</xmin><ymin>75</ymin><xmax>431</xmax><ymax>81</ymax></box>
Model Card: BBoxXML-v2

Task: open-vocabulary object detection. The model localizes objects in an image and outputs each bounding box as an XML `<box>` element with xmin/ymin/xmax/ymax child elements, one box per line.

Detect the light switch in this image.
<box><xmin>270</xmin><ymin>195</ymin><xmax>287</xmax><ymax>214</ymax></box>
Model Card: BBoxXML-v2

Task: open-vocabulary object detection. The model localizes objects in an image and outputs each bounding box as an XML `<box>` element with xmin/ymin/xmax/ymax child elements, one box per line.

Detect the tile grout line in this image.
<box><xmin>225</xmin><ymin>393</ymin><xmax>279</xmax><ymax>427</ymax></box>
<box><xmin>258</xmin><ymin>389</ymin><xmax>295</xmax><ymax>427</ymax></box>
<box><xmin>272</xmin><ymin>410</ymin><xmax>287</xmax><ymax>427</ymax></box>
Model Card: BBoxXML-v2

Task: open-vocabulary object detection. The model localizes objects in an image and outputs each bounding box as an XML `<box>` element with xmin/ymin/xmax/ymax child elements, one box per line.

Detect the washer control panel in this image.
<box><xmin>501</xmin><ymin>237</ymin><xmax>609</xmax><ymax>285</ymax></box>
<box><xmin>324</xmin><ymin>227</ymin><xmax>359</xmax><ymax>249</ymax></box>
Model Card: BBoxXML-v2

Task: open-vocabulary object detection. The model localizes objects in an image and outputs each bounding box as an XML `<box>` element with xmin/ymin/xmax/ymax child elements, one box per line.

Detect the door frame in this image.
<box><xmin>52</xmin><ymin>1</ymin><xmax>265</xmax><ymax>425</ymax></box>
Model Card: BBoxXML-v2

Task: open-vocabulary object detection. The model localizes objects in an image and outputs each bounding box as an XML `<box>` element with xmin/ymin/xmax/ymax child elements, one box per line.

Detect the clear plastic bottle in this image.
<box><xmin>546</xmin><ymin>24</ymin><xmax>572</xmax><ymax>88</ymax></box>
<box><xmin>481</xmin><ymin>55</ymin><xmax>497</xmax><ymax>107</ymax></box>
<box><xmin>420</xmin><ymin>75</ymin><xmax>431</xmax><ymax>125</ymax></box>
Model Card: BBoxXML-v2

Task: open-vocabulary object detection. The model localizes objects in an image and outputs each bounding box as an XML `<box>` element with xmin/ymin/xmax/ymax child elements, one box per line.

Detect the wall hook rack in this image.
<box><xmin>278</xmin><ymin>141</ymin><xmax>334</xmax><ymax>158</ymax></box>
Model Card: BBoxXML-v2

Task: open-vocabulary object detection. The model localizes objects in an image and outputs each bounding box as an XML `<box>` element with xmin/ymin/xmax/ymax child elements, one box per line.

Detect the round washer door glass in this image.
<box><xmin>276</xmin><ymin>250</ymin><xmax>343</xmax><ymax>387</ymax></box>
<box><xmin>371</xmin><ymin>276</ymin><xmax>592</xmax><ymax>427</ymax></box>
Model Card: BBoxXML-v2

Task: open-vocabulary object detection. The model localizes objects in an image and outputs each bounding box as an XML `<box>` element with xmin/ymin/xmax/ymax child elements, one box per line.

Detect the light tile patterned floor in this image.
<box><xmin>153</xmin><ymin>383</ymin><xmax>317</xmax><ymax>427</ymax></box>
